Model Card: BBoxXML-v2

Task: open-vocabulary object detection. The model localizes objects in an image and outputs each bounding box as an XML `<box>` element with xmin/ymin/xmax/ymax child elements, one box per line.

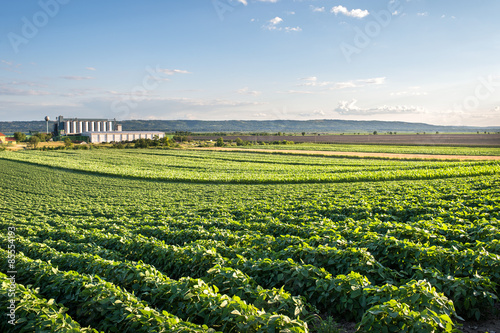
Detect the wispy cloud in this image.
<box><xmin>5</xmin><ymin>80</ymin><xmax>45</xmax><ymax>88</ymax></box>
<box><xmin>1</xmin><ymin>60</ymin><xmax>21</xmax><ymax>68</ymax></box>
<box><xmin>390</xmin><ymin>86</ymin><xmax>428</xmax><ymax>96</ymax></box>
<box><xmin>0</xmin><ymin>86</ymin><xmax>51</xmax><ymax>96</ymax></box>
<box><xmin>263</xmin><ymin>16</ymin><xmax>301</xmax><ymax>32</ymax></box>
<box><xmin>280</xmin><ymin>90</ymin><xmax>319</xmax><ymax>95</ymax></box>
<box><xmin>86</xmin><ymin>67</ymin><xmax>97</xmax><ymax>71</ymax></box>
<box><xmin>331</xmin><ymin>77</ymin><xmax>386</xmax><ymax>90</ymax></box>
<box><xmin>331</xmin><ymin>6</ymin><xmax>369</xmax><ymax>19</ymax></box>
<box><xmin>300</xmin><ymin>77</ymin><xmax>331</xmax><ymax>87</ymax></box>
<box><xmin>299</xmin><ymin>109</ymin><xmax>325</xmax><ymax>117</ymax></box>
<box><xmin>237</xmin><ymin>87</ymin><xmax>262</xmax><ymax>96</ymax></box>
<box><xmin>310</xmin><ymin>6</ymin><xmax>325</xmax><ymax>13</ymax></box>
<box><xmin>335</xmin><ymin>99</ymin><xmax>424</xmax><ymax>115</ymax></box>
<box><xmin>60</xmin><ymin>76</ymin><xmax>94</xmax><ymax>80</ymax></box>
<box><xmin>299</xmin><ymin>77</ymin><xmax>386</xmax><ymax>89</ymax></box>
<box><xmin>157</xmin><ymin>68</ymin><xmax>191</xmax><ymax>75</ymax></box>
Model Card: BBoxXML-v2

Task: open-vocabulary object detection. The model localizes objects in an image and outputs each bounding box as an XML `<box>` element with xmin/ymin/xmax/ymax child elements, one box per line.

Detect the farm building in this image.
<box><xmin>82</xmin><ymin>131</ymin><xmax>165</xmax><ymax>143</ymax></box>
<box><xmin>54</xmin><ymin>116</ymin><xmax>120</xmax><ymax>136</ymax></box>
<box><xmin>55</xmin><ymin>116</ymin><xmax>165</xmax><ymax>143</ymax></box>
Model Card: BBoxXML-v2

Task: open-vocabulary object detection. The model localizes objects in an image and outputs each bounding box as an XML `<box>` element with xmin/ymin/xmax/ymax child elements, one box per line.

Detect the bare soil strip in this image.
<box><xmin>195</xmin><ymin>147</ymin><xmax>500</xmax><ymax>160</ymax></box>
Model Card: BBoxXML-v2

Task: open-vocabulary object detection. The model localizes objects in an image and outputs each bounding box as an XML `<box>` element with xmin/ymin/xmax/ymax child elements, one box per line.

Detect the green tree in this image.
<box><xmin>373</xmin><ymin>131</ymin><xmax>378</xmax><ymax>135</ymax></box>
<box><xmin>14</xmin><ymin>132</ymin><xmax>26</xmax><ymax>142</ymax></box>
<box><xmin>33</xmin><ymin>132</ymin><xmax>53</xmax><ymax>142</ymax></box>
<box><xmin>235</xmin><ymin>137</ymin><xmax>244</xmax><ymax>146</ymax></box>
<box><xmin>29</xmin><ymin>136</ymin><xmax>40</xmax><ymax>148</ymax></box>
<box><xmin>160</xmin><ymin>136</ymin><xmax>171</xmax><ymax>146</ymax></box>
<box><xmin>135</xmin><ymin>138</ymin><xmax>148</xmax><ymax>148</ymax></box>
<box><xmin>302</xmin><ymin>132</ymin><xmax>306</xmax><ymax>136</ymax></box>
<box><xmin>64</xmin><ymin>138</ymin><xmax>73</xmax><ymax>148</ymax></box>
<box><xmin>215</xmin><ymin>137</ymin><xmax>224</xmax><ymax>147</ymax></box>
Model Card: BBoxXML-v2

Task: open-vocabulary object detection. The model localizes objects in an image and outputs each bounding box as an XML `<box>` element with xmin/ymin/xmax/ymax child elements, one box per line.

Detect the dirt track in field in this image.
<box><xmin>195</xmin><ymin>147</ymin><xmax>500</xmax><ymax>160</ymax></box>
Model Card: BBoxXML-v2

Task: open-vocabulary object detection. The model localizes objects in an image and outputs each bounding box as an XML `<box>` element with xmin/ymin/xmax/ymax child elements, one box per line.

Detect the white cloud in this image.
<box><xmin>236</xmin><ymin>0</ymin><xmax>247</xmax><ymax>5</ymax></box>
<box><xmin>86</xmin><ymin>67</ymin><xmax>96</xmax><ymax>71</ymax></box>
<box><xmin>417</xmin><ymin>12</ymin><xmax>429</xmax><ymax>17</ymax></box>
<box><xmin>331</xmin><ymin>6</ymin><xmax>369</xmax><ymax>19</ymax></box>
<box><xmin>255</xmin><ymin>0</ymin><xmax>278</xmax><ymax>2</ymax></box>
<box><xmin>122</xmin><ymin>96</ymin><xmax>264</xmax><ymax>107</ymax></box>
<box><xmin>254</xmin><ymin>113</ymin><xmax>268</xmax><ymax>117</ymax></box>
<box><xmin>1</xmin><ymin>60</ymin><xmax>21</xmax><ymax>68</ymax></box>
<box><xmin>281</xmin><ymin>90</ymin><xmax>319</xmax><ymax>95</ymax></box>
<box><xmin>157</xmin><ymin>68</ymin><xmax>191</xmax><ymax>75</ymax></box>
<box><xmin>284</xmin><ymin>26</ymin><xmax>302</xmax><ymax>32</ymax></box>
<box><xmin>59</xmin><ymin>76</ymin><xmax>94</xmax><ymax>80</ymax></box>
<box><xmin>390</xmin><ymin>86</ymin><xmax>428</xmax><ymax>96</ymax></box>
<box><xmin>0</xmin><ymin>86</ymin><xmax>51</xmax><ymax>96</ymax></box>
<box><xmin>299</xmin><ymin>109</ymin><xmax>325</xmax><ymax>117</ymax></box>
<box><xmin>269</xmin><ymin>16</ymin><xmax>283</xmax><ymax>25</ymax></box>
<box><xmin>300</xmin><ymin>77</ymin><xmax>331</xmax><ymax>87</ymax></box>
<box><xmin>310</xmin><ymin>6</ymin><xmax>325</xmax><ymax>13</ymax></box>
<box><xmin>237</xmin><ymin>87</ymin><xmax>262</xmax><ymax>96</ymax></box>
<box><xmin>391</xmin><ymin>91</ymin><xmax>428</xmax><ymax>96</ymax></box>
<box><xmin>5</xmin><ymin>80</ymin><xmax>44</xmax><ymax>87</ymax></box>
<box><xmin>263</xmin><ymin>17</ymin><xmax>301</xmax><ymax>32</ymax></box>
<box><xmin>332</xmin><ymin>77</ymin><xmax>386</xmax><ymax>89</ymax></box>
<box><xmin>299</xmin><ymin>77</ymin><xmax>386</xmax><ymax>89</ymax></box>
<box><xmin>335</xmin><ymin>99</ymin><xmax>424</xmax><ymax>115</ymax></box>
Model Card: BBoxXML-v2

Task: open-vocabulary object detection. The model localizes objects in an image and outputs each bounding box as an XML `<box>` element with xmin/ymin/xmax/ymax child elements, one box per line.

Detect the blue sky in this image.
<box><xmin>1</xmin><ymin>0</ymin><xmax>499</xmax><ymax>126</ymax></box>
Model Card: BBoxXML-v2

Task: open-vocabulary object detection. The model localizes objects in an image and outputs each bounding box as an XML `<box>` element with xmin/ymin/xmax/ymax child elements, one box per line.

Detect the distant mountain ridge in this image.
<box><xmin>1</xmin><ymin>119</ymin><xmax>499</xmax><ymax>134</ymax></box>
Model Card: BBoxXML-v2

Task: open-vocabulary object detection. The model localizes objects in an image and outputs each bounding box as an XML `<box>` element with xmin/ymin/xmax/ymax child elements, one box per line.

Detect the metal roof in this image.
<box><xmin>81</xmin><ymin>131</ymin><xmax>164</xmax><ymax>134</ymax></box>
<box><xmin>59</xmin><ymin>118</ymin><xmax>115</xmax><ymax>122</ymax></box>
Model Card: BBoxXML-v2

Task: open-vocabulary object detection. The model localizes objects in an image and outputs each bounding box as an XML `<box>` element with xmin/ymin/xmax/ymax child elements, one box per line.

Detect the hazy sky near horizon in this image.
<box><xmin>1</xmin><ymin>0</ymin><xmax>499</xmax><ymax>126</ymax></box>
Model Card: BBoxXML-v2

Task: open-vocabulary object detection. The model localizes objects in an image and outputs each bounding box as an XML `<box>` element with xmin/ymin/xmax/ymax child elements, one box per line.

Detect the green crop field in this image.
<box><xmin>0</xmin><ymin>149</ymin><xmax>499</xmax><ymax>332</ymax></box>
<box><xmin>238</xmin><ymin>144</ymin><xmax>500</xmax><ymax>156</ymax></box>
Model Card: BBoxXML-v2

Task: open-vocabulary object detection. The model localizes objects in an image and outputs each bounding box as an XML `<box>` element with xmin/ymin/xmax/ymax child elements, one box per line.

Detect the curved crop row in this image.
<box><xmin>0</xmin><ymin>249</ymin><xmax>209</xmax><ymax>333</ymax></box>
<box><xmin>0</xmin><ymin>273</ymin><xmax>97</xmax><ymax>332</ymax></box>
<box><xmin>5</xmin><ymin>234</ymin><xmax>308</xmax><ymax>332</ymax></box>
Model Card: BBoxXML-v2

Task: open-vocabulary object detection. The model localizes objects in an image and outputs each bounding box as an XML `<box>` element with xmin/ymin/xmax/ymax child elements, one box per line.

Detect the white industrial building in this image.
<box><xmin>55</xmin><ymin>116</ymin><xmax>165</xmax><ymax>143</ymax></box>
<box><xmin>55</xmin><ymin>116</ymin><xmax>119</xmax><ymax>135</ymax></box>
<box><xmin>82</xmin><ymin>131</ymin><xmax>165</xmax><ymax>143</ymax></box>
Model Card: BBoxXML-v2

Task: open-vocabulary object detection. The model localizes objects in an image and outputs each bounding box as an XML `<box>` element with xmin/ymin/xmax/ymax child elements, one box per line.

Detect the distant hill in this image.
<box><xmin>1</xmin><ymin>119</ymin><xmax>499</xmax><ymax>134</ymax></box>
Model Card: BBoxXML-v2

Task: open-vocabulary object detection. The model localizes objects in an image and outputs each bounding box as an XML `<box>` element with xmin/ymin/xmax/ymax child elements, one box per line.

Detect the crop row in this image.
<box><xmin>0</xmin><ymin>272</ymin><xmax>97</xmax><ymax>332</ymax></box>
<box><xmin>5</xmin><ymin>226</ymin><xmax>461</xmax><ymax>332</ymax></box>
<box><xmin>10</xmin><ymin>219</ymin><xmax>496</xmax><ymax>323</ymax></box>
<box><xmin>0</xmin><ymin>249</ymin><xmax>209</xmax><ymax>332</ymax></box>
<box><xmin>7</xmin><ymin>230</ymin><xmax>307</xmax><ymax>322</ymax></box>
<box><xmin>1</xmin><ymin>149</ymin><xmax>499</xmax><ymax>183</ymax></box>
<box><xmin>5</xmin><ymin>214</ymin><xmax>499</xmax><ymax>320</ymax></box>
<box><xmin>4</xmin><ymin>232</ymin><xmax>308</xmax><ymax>332</ymax></box>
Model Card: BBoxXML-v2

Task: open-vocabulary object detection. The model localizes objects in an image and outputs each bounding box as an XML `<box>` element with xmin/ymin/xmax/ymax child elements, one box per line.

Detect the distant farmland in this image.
<box><xmin>197</xmin><ymin>134</ymin><xmax>500</xmax><ymax>146</ymax></box>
